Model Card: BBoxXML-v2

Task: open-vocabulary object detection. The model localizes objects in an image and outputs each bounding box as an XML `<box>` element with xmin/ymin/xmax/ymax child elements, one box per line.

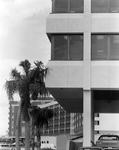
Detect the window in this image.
<box><xmin>91</xmin><ymin>34</ymin><xmax>119</xmax><ymax>60</ymax></box>
<box><xmin>53</xmin><ymin>0</ymin><xmax>84</xmax><ymax>13</ymax></box>
<box><xmin>110</xmin><ymin>35</ymin><xmax>119</xmax><ymax>60</ymax></box>
<box><xmin>70</xmin><ymin>0</ymin><xmax>83</xmax><ymax>13</ymax></box>
<box><xmin>110</xmin><ymin>0</ymin><xmax>119</xmax><ymax>13</ymax></box>
<box><xmin>92</xmin><ymin>0</ymin><xmax>108</xmax><ymax>13</ymax></box>
<box><xmin>95</xmin><ymin>120</ymin><xmax>99</xmax><ymax>125</ymax></box>
<box><xmin>95</xmin><ymin>113</ymin><xmax>99</xmax><ymax>117</ymax></box>
<box><xmin>92</xmin><ymin>0</ymin><xmax>119</xmax><ymax>13</ymax></box>
<box><xmin>92</xmin><ymin>35</ymin><xmax>108</xmax><ymax>60</ymax></box>
<box><xmin>52</xmin><ymin>34</ymin><xmax>83</xmax><ymax>60</ymax></box>
<box><xmin>55</xmin><ymin>0</ymin><xmax>68</xmax><ymax>13</ymax></box>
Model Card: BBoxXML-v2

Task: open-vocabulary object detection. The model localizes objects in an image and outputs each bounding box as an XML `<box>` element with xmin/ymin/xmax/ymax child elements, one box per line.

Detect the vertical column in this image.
<box><xmin>83</xmin><ymin>0</ymin><xmax>91</xmax><ymax>89</ymax></box>
<box><xmin>83</xmin><ymin>90</ymin><xmax>94</xmax><ymax>146</ymax></box>
<box><xmin>83</xmin><ymin>0</ymin><xmax>93</xmax><ymax>146</ymax></box>
<box><xmin>70</xmin><ymin>113</ymin><xmax>74</xmax><ymax>135</ymax></box>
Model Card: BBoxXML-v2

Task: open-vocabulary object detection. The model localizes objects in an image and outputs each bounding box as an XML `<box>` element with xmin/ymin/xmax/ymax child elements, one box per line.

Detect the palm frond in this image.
<box><xmin>30</xmin><ymin>83</ymin><xmax>49</xmax><ymax>100</ymax></box>
<box><xmin>44</xmin><ymin>67</ymin><xmax>49</xmax><ymax>78</ymax></box>
<box><xmin>30</xmin><ymin>106</ymin><xmax>55</xmax><ymax>129</ymax></box>
<box><xmin>19</xmin><ymin>59</ymin><xmax>31</xmax><ymax>76</ymax></box>
<box><xmin>4</xmin><ymin>59</ymin><xmax>49</xmax><ymax>125</ymax></box>
<box><xmin>34</xmin><ymin>61</ymin><xmax>43</xmax><ymax>68</ymax></box>
<box><xmin>29</xmin><ymin>61</ymin><xmax>49</xmax><ymax>100</ymax></box>
<box><xmin>10</xmin><ymin>69</ymin><xmax>22</xmax><ymax>80</ymax></box>
<box><xmin>30</xmin><ymin>61</ymin><xmax>48</xmax><ymax>83</ymax></box>
<box><xmin>4</xmin><ymin>80</ymin><xmax>19</xmax><ymax>100</ymax></box>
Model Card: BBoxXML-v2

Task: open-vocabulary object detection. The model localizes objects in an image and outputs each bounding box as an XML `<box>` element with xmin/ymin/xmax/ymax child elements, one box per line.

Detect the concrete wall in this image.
<box><xmin>46</xmin><ymin>0</ymin><xmax>119</xmax><ymax>90</ymax></box>
<box><xmin>46</xmin><ymin>61</ymin><xmax>119</xmax><ymax>89</ymax></box>
<box><xmin>57</xmin><ymin>136</ymin><xmax>67</xmax><ymax>150</ymax></box>
<box><xmin>41</xmin><ymin>136</ymin><xmax>56</xmax><ymax>146</ymax></box>
<box><xmin>41</xmin><ymin>136</ymin><xmax>68</xmax><ymax>150</ymax></box>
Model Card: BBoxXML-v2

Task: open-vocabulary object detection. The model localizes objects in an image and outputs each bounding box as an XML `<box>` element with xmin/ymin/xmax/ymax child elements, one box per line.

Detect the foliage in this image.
<box><xmin>29</xmin><ymin>106</ymin><xmax>55</xmax><ymax>128</ymax></box>
<box><xmin>4</xmin><ymin>59</ymin><xmax>49</xmax><ymax>150</ymax></box>
<box><xmin>29</xmin><ymin>105</ymin><xmax>55</xmax><ymax>139</ymax></box>
<box><xmin>5</xmin><ymin>60</ymin><xmax>49</xmax><ymax>121</ymax></box>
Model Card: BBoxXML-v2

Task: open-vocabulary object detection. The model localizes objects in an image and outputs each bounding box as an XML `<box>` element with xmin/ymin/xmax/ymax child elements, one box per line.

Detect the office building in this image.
<box><xmin>8</xmin><ymin>100</ymin><xmax>83</xmax><ymax>137</ymax></box>
<box><xmin>8</xmin><ymin>101</ymin><xmax>23</xmax><ymax>137</ymax></box>
<box><xmin>46</xmin><ymin>0</ymin><xmax>119</xmax><ymax>145</ymax></box>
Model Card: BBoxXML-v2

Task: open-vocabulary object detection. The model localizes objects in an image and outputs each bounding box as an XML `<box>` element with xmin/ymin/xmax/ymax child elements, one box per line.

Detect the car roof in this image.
<box><xmin>100</xmin><ymin>134</ymin><xmax>118</xmax><ymax>136</ymax></box>
<box><xmin>99</xmin><ymin>135</ymin><xmax>119</xmax><ymax>137</ymax></box>
<box><xmin>79</xmin><ymin>147</ymin><xmax>103</xmax><ymax>149</ymax></box>
<box><xmin>98</xmin><ymin>135</ymin><xmax>119</xmax><ymax>140</ymax></box>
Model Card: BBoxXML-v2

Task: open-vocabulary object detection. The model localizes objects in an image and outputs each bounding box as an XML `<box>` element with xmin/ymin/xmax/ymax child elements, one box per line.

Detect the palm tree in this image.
<box><xmin>29</xmin><ymin>106</ymin><xmax>55</xmax><ymax>150</ymax></box>
<box><xmin>4</xmin><ymin>60</ymin><xmax>48</xmax><ymax>150</ymax></box>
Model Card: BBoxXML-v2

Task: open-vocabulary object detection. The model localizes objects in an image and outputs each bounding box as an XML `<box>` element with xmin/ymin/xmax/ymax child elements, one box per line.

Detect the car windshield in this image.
<box><xmin>80</xmin><ymin>148</ymin><xmax>101</xmax><ymax>150</ymax></box>
<box><xmin>99</xmin><ymin>135</ymin><xmax>119</xmax><ymax>140</ymax></box>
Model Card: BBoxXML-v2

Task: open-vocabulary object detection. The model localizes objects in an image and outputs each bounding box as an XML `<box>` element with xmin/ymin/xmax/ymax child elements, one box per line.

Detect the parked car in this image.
<box><xmin>78</xmin><ymin>146</ymin><xmax>104</xmax><ymax>150</ymax></box>
<box><xmin>11</xmin><ymin>141</ymin><xmax>24</xmax><ymax>147</ymax></box>
<box><xmin>96</xmin><ymin>134</ymin><xmax>119</xmax><ymax>148</ymax></box>
<box><xmin>41</xmin><ymin>143</ymin><xmax>56</xmax><ymax>150</ymax></box>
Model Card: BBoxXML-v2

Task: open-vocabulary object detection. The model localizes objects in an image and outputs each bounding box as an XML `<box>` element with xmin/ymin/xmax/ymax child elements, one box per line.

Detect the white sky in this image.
<box><xmin>0</xmin><ymin>0</ymin><xmax>119</xmax><ymax>136</ymax></box>
<box><xmin>0</xmin><ymin>0</ymin><xmax>51</xmax><ymax>136</ymax></box>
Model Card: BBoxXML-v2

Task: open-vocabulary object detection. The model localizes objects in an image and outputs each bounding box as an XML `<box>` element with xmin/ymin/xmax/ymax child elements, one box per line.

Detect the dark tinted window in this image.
<box><xmin>69</xmin><ymin>35</ymin><xmax>83</xmax><ymax>60</ymax></box>
<box><xmin>53</xmin><ymin>0</ymin><xmax>83</xmax><ymax>13</ymax></box>
<box><xmin>110</xmin><ymin>35</ymin><xmax>119</xmax><ymax>60</ymax></box>
<box><xmin>52</xmin><ymin>35</ymin><xmax>83</xmax><ymax>61</ymax></box>
<box><xmin>92</xmin><ymin>0</ymin><xmax>119</xmax><ymax>13</ymax></box>
<box><xmin>54</xmin><ymin>35</ymin><xmax>68</xmax><ymax>60</ymax></box>
<box><xmin>92</xmin><ymin>35</ymin><xmax>108</xmax><ymax>60</ymax></box>
<box><xmin>91</xmin><ymin>0</ymin><xmax>108</xmax><ymax>13</ymax></box>
<box><xmin>109</xmin><ymin>0</ymin><xmax>119</xmax><ymax>12</ymax></box>
<box><xmin>55</xmin><ymin>0</ymin><xmax>68</xmax><ymax>13</ymax></box>
<box><xmin>70</xmin><ymin>0</ymin><xmax>83</xmax><ymax>13</ymax></box>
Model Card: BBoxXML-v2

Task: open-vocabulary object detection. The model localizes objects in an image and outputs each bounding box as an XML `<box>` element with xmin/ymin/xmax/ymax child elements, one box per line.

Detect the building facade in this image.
<box><xmin>41</xmin><ymin>101</ymin><xmax>71</xmax><ymax>136</ymax></box>
<box><xmin>46</xmin><ymin>0</ymin><xmax>119</xmax><ymax>146</ymax></box>
<box><xmin>9</xmin><ymin>100</ymin><xmax>84</xmax><ymax>137</ymax></box>
<box><xmin>40</xmin><ymin>101</ymin><xmax>83</xmax><ymax>136</ymax></box>
<box><xmin>9</xmin><ymin>100</ymin><xmax>104</xmax><ymax>142</ymax></box>
<box><xmin>9</xmin><ymin>101</ymin><xmax>24</xmax><ymax>137</ymax></box>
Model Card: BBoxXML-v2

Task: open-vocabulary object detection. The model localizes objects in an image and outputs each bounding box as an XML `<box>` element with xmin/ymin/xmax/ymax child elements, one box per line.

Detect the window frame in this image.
<box><xmin>51</xmin><ymin>34</ymin><xmax>83</xmax><ymax>61</ymax></box>
<box><xmin>52</xmin><ymin>0</ymin><xmax>84</xmax><ymax>13</ymax></box>
<box><xmin>91</xmin><ymin>0</ymin><xmax>109</xmax><ymax>13</ymax></box>
<box><xmin>91</xmin><ymin>34</ymin><xmax>119</xmax><ymax>60</ymax></box>
<box><xmin>91</xmin><ymin>0</ymin><xmax>119</xmax><ymax>13</ymax></box>
<box><xmin>91</xmin><ymin>34</ymin><xmax>108</xmax><ymax>60</ymax></box>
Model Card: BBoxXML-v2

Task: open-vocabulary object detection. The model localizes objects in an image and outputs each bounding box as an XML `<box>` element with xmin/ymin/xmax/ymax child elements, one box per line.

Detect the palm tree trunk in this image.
<box><xmin>16</xmin><ymin>101</ymin><xmax>22</xmax><ymax>150</ymax></box>
<box><xmin>37</xmin><ymin>129</ymin><xmax>41</xmax><ymax>150</ymax></box>
<box><xmin>25</xmin><ymin>121</ymin><xmax>30</xmax><ymax>150</ymax></box>
<box><xmin>31</xmin><ymin>123</ymin><xmax>35</xmax><ymax>150</ymax></box>
<box><xmin>31</xmin><ymin>134</ymin><xmax>35</xmax><ymax>150</ymax></box>
<box><xmin>37</xmin><ymin>138</ymin><xmax>40</xmax><ymax>150</ymax></box>
<box><xmin>37</xmin><ymin>136</ymin><xmax>41</xmax><ymax>150</ymax></box>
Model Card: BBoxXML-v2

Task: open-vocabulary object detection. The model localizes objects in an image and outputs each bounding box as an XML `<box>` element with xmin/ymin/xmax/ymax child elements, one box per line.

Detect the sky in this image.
<box><xmin>0</xmin><ymin>0</ymin><xmax>51</xmax><ymax>136</ymax></box>
<box><xmin>0</xmin><ymin>0</ymin><xmax>119</xmax><ymax>137</ymax></box>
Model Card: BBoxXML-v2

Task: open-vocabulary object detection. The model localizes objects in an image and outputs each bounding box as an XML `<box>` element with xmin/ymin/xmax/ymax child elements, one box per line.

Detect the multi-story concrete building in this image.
<box><xmin>8</xmin><ymin>97</ymin><xmax>55</xmax><ymax>137</ymax></box>
<box><xmin>41</xmin><ymin>101</ymin><xmax>71</xmax><ymax>136</ymax></box>
<box><xmin>9</xmin><ymin>101</ymin><xmax>24</xmax><ymax>137</ymax></box>
<box><xmin>39</xmin><ymin>101</ymin><xmax>83</xmax><ymax>136</ymax></box>
<box><xmin>9</xmin><ymin>100</ymin><xmax>106</xmax><ymax>144</ymax></box>
<box><xmin>8</xmin><ymin>100</ymin><xmax>83</xmax><ymax>137</ymax></box>
<box><xmin>46</xmin><ymin>0</ymin><xmax>119</xmax><ymax>146</ymax></box>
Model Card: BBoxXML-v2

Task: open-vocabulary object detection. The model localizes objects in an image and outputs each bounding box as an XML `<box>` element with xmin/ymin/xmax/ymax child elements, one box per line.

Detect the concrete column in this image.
<box><xmin>83</xmin><ymin>90</ymin><xmax>94</xmax><ymax>146</ymax></box>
